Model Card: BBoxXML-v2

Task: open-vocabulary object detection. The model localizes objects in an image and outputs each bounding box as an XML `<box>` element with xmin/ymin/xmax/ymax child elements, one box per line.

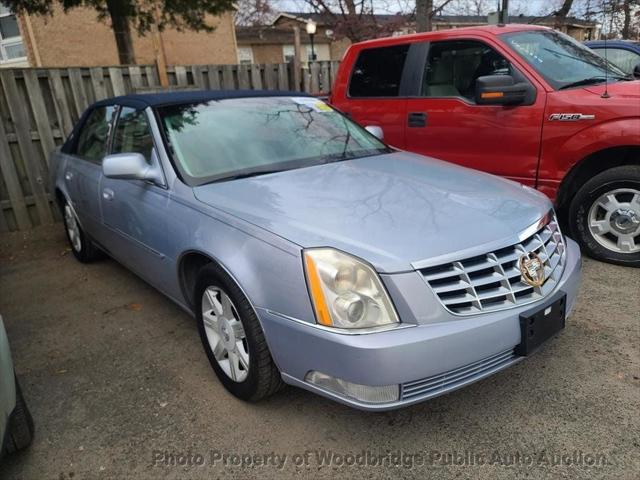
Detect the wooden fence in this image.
<box><xmin>0</xmin><ymin>61</ymin><xmax>339</xmax><ymax>232</ymax></box>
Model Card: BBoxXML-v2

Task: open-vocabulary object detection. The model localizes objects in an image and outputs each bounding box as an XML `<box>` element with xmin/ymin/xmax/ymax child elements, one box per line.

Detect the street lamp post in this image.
<box><xmin>306</xmin><ymin>20</ymin><xmax>317</xmax><ymax>62</ymax></box>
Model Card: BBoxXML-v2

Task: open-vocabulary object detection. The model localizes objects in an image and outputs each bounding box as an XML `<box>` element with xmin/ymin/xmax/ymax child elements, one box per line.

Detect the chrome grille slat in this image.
<box><xmin>420</xmin><ymin>214</ymin><xmax>566</xmax><ymax>315</ymax></box>
<box><xmin>402</xmin><ymin>349</ymin><xmax>517</xmax><ymax>399</ymax></box>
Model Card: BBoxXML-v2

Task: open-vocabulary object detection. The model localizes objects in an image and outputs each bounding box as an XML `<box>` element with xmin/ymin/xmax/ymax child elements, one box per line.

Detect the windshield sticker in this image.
<box><xmin>291</xmin><ymin>97</ymin><xmax>332</xmax><ymax>112</ymax></box>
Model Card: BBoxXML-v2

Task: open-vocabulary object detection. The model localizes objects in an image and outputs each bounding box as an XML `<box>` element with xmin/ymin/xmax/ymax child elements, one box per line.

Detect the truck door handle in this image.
<box><xmin>65</xmin><ymin>171</ymin><xmax>74</xmax><ymax>182</ymax></box>
<box><xmin>408</xmin><ymin>112</ymin><xmax>427</xmax><ymax>127</ymax></box>
<box><xmin>102</xmin><ymin>188</ymin><xmax>114</xmax><ymax>201</ymax></box>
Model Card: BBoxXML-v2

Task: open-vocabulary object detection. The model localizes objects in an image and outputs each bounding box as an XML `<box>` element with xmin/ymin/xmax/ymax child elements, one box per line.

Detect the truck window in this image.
<box><xmin>348</xmin><ymin>44</ymin><xmax>409</xmax><ymax>97</ymax></box>
<box><xmin>422</xmin><ymin>40</ymin><xmax>510</xmax><ymax>101</ymax></box>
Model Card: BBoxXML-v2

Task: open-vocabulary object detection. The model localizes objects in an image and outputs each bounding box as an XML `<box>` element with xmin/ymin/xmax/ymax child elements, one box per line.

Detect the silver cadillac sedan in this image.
<box><xmin>51</xmin><ymin>91</ymin><xmax>582</xmax><ymax>410</ymax></box>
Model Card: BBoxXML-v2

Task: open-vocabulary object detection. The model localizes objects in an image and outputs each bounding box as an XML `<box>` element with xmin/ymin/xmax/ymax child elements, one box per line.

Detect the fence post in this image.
<box><xmin>292</xmin><ymin>26</ymin><xmax>302</xmax><ymax>91</ymax></box>
<box><xmin>0</xmin><ymin>70</ymin><xmax>54</xmax><ymax>225</ymax></box>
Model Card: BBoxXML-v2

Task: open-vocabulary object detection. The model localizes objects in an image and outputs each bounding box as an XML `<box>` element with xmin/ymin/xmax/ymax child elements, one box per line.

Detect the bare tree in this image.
<box><xmin>415</xmin><ymin>0</ymin><xmax>458</xmax><ymax>32</ymax></box>
<box><xmin>296</xmin><ymin>0</ymin><xmax>407</xmax><ymax>42</ymax></box>
<box><xmin>619</xmin><ymin>0</ymin><xmax>640</xmax><ymax>38</ymax></box>
<box><xmin>235</xmin><ymin>0</ymin><xmax>275</xmax><ymax>26</ymax></box>
<box><xmin>554</xmin><ymin>0</ymin><xmax>574</xmax><ymax>29</ymax></box>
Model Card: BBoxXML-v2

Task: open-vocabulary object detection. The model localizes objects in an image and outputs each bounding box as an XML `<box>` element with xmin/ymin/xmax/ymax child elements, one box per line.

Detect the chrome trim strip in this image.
<box><xmin>411</xmin><ymin>210</ymin><xmax>554</xmax><ymax>270</ymax></box>
<box><xmin>518</xmin><ymin>210</ymin><xmax>553</xmax><ymax>242</ymax></box>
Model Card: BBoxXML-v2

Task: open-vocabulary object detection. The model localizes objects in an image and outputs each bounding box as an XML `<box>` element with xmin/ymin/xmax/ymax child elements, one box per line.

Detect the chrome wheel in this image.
<box><xmin>588</xmin><ymin>188</ymin><xmax>640</xmax><ymax>254</ymax></box>
<box><xmin>201</xmin><ymin>286</ymin><xmax>249</xmax><ymax>382</ymax></box>
<box><xmin>64</xmin><ymin>204</ymin><xmax>82</xmax><ymax>253</ymax></box>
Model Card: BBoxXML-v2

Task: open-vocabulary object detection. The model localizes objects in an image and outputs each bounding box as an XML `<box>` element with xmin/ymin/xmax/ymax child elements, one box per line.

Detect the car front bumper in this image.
<box><xmin>258</xmin><ymin>238</ymin><xmax>582</xmax><ymax>411</ymax></box>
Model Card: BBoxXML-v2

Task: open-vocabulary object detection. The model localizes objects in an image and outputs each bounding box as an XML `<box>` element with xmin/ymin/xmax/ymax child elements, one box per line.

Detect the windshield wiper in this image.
<box><xmin>559</xmin><ymin>77</ymin><xmax>612</xmax><ymax>90</ymax></box>
<box><xmin>210</xmin><ymin>168</ymin><xmax>286</xmax><ymax>183</ymax></box>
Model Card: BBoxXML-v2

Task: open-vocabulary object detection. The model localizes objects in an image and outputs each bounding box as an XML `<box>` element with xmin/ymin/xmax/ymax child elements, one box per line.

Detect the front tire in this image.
<box><xmin>569</xmin><ymin>165</ymin><xmax>640</xmax><ymax>267</ymax></box>
<box><xmin>62</xmin><ymin>200</ymin><xmax>102</xmax><ymax>263</ymax></box>
<box><xmin>4</xmin><ymin>377</ymin><xmax>34</xmax><ymax>454</ymax></box>
<box><xmin>195</xmin><ymin>264</ymin><xmax>284</xmax><ymax>401</ymax></box>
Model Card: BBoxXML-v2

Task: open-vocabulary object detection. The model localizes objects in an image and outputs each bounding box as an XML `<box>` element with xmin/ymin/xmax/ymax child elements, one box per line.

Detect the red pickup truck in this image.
<box><xmin>330</xmin><ymin>24</ymin><xmax>640</xmax><ymax>266</ymax></box>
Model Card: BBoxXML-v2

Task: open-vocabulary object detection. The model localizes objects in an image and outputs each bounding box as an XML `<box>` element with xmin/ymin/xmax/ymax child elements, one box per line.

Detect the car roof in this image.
<box><xmin>93</xmin><ymin>89</ymin><xmax>312</xmax><ymax>109</ymax></box>
<box><xmin>351</xmin><ymin>24</ymin><xmax>551</xmax><ymax>49</ymax></box>
<box><xmin>584</xmin><ymin>39</ymin><xmax>640</xmax><ymax>50</ymax></box>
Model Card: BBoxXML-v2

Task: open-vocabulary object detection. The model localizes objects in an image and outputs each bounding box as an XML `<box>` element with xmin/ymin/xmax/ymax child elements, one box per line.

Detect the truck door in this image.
<box><xmin>404</xmin><ymin>39</ymin><xmax>546</xmax><ymax>186</ymax></box>
<box><xmin>331</xmin><ymin>43</ymin><xmax>411</xmax><ymax>149</ymax></box>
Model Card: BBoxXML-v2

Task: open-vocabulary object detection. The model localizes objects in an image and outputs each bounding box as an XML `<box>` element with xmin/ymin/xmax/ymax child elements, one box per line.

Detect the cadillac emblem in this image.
<box><xmin>519</xmin><ymin>252</ymin><xmax>545</xmax><ymax>287</ymax></box>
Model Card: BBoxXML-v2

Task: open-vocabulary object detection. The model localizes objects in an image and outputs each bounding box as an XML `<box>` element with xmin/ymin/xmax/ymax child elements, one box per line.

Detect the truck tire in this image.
<box><xmin>195</xmin><ymin>263</ymin><xmax>285</xmax><ymax>402</ymax></box>
<box><xmin>62</xmin><ymin>199</ymin><xmax>103</xmax><ymax>263</ymax></box>
<box><xmin>4</xmin><ymin>377</ymin><xmax>34</xmax><ymax>454</ymax></box>
<box><xmin>569</xmin><ymin>165</ymin><xmax>640</xmax><ymax>267</ymax></box>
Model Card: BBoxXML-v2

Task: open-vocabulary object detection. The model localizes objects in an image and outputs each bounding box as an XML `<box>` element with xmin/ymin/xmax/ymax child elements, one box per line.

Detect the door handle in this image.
<box><xmin>102</xmin><ymin>188</ymin><xmax>114</xmax><ymax>201</ymax></box>
<box><xmin>65</xmin><ymin>171</ymin><xmax>74</xmax><ymax>182</ymax></box>
<box><xmin>408</xmin><ymin>112</ymin><xmax>427</xmax><ymax>128</ymax></box>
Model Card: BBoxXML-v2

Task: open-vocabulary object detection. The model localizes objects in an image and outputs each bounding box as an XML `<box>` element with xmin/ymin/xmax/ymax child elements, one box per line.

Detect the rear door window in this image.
<box><xmin>349</xmin><ymin>44</ymin><xmax>410</xmax><ymax>97</ymax></box>
<box><xmin>74</xmin><ymin>107</ymin><xmax>114</xmax><ymax>162</ymax></box>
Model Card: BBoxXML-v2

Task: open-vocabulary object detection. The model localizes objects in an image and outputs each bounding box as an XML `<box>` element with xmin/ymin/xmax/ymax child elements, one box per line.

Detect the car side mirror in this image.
<box><xmin>102</xmin><ymin>152</ymin><xmax>163</xmax><ymax>185</ymax></box>
<box><xmin>633</xmin><ymin>63</ymin><xmax>640</xmax><ymax>79</ymax></box>
<box><xmin>475</xmin><ymin>75</ymin><xmax>534</xmax><ymax>106</ymax></box>
<box><xmin>365</xmin><ymin>125</ymin><xmax>384</xmax><ymax>140</ymax></box>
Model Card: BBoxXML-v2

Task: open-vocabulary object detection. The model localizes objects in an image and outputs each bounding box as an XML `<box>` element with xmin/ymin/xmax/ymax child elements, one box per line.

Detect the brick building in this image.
<box><xmin>235</xmin><ymin>12</ymin><xmax>599</xmax><ymax>65</ymax></box>
<box><xmin>0</xmin><ymin>2</ymin><xmax>238</xmax><ymax>68</ymax></box>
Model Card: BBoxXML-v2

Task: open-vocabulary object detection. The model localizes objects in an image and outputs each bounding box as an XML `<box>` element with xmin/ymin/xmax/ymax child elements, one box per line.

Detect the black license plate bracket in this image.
<box><xmin>515</xmin><ymin>291</ymin><xmax>566</xmax><ymax>356</ymax></box>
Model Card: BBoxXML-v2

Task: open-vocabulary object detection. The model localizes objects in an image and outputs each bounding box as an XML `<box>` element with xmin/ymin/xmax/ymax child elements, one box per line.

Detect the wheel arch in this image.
<box><xmin>177</xmin><ymin>250</ymin><xmax>256</xmax><ymax>316</ymax></box>
<box><xmin>556</xmin><ymin>145</ymin><xmax>640</xmax><ymax>216</ymax></box>
<box><xmin>54</xmin><ymin>187</ymin><xmax>67</xmax><ymax>212</ymax></box>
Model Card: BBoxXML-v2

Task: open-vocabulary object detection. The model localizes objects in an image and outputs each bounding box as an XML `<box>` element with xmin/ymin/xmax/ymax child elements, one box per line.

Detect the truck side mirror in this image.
<box><xmin>475</xmin><ymin>75</ymin><xmax>534</xmax><ymax>106</ymax></box>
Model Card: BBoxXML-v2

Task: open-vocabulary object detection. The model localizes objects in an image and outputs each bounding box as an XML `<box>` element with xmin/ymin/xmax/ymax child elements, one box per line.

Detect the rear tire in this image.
<box><xmin>62</xmin><ymin>199</ymin><xmax>103</xmax><ymax>263</ymax></box>
<box><xmin>195</xmin><ymin>264</ymin><xmax>284</xmax><ymax>401</ymax></box>
<box><xmin>568</xmin><ymin>165</ymin><xmax>640</xmax><ymax>267</ymax></box>
<box><xmin>4</xmin><ymin>377</ymin><xmax>34</xmax><ymax>454</ymax></box>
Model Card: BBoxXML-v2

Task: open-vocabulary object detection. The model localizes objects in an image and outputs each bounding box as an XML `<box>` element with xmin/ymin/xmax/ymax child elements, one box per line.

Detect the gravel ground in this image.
<box><xmin>0</xmin><ymin>224</ymin><xmax>638</xmax><ymax>480</ymax></box>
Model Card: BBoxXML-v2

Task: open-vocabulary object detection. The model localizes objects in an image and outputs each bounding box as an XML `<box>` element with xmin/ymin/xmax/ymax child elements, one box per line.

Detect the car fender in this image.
<box><xmin>169</xmin><ymin>198</ymin><xmax>315</xmax><ymax>325</ymax></box>
<box><xmin>541</xmin><ymin>117</ymin><xmax>640</xmax><ymax>185</ymax></box>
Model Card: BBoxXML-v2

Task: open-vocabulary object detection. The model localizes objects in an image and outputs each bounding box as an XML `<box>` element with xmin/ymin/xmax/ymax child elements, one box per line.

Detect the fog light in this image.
<box><xmin>305</xmin><ymin>371</ymin><xmax>399</xmax><ymax>404</ymax></box>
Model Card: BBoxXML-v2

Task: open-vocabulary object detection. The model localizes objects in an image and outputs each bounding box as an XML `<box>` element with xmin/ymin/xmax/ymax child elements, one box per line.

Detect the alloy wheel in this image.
<box><xmin>201</xmin><ymin>286</ymin><xmax>250</xmax><ymax>382</ymax></box>
<box><xmin>588</xmin><ymin>188</ymin><xmax>640</xmax><ymax>254</ymax></box>
<box><xmin>64</xmin><ymin>204</ymin><xmax>82</xmax><ymax>253</ymax></box>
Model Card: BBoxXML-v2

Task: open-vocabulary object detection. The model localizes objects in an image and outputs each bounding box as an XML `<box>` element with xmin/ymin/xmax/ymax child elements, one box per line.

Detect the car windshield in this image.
<box><xmin>157</xmin><ymin>96</ymin><xmax>389</xmax><ymax>185</ymax></box>
<box><xmin>501</xmin><ymin>30</ymin><xmax>628</xmax><ymax>90</ymax></box>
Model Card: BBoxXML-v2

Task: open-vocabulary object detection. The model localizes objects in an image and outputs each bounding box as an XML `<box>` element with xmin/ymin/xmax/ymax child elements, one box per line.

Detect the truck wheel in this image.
<box><xmin>62</xmin><ymin>200</ymin><xmax>102</xmax><ymax>263</ymax></box>
<box><xmin>569</xmin><ymin>165</ymin><xmax>640</xmax><ymax>267</ymax></box>
<box><xmin>4</xmin><ymin>377</ymin><xmax>34</xmax><ymax>454</ymax></box>
<box><xmin>195</xmin><ymin>263</ymin><xmax>285</xmax><ymax>401</ymax></box>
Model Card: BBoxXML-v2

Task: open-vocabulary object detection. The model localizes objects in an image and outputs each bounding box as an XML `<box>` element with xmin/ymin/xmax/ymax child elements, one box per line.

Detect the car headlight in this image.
<box><xmin>303</xmin><ymin>248</ymin><xmax>399</xmax><ymax>329</ymax></box>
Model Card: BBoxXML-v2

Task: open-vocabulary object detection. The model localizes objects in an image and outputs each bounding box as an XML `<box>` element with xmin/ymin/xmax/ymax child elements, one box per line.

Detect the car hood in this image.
<box><xmin>193</xmin><ymin>152</ymin><xmax>551</xmax><ymax>273</ymax></box>
<box><xmin>583</xmin><ymin>79</ymin><xmax>640</xmax><ymax>98</ymax></box>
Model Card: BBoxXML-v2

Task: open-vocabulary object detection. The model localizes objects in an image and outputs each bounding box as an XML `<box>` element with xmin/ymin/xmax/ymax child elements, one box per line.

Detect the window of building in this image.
<box><xmin>283</xmin><ymin>44</ymin><xmax>328</xmax><ymax>63</ymax></box>
<box><xmin>282</xmin><ymin>44</ymin><xmax>295</xmax><ymax>63</ymax></box>
<box><xmin>422</xmin><ymin>40</ymin><xmax>511</xmax><ymax>100</ymax></box>
<box><xmin>75</xmin><ymin>107</ymin><xmax>115</xmax><ymax>163</ymax></box>
<box><xmin>111</xmin><ymin>107</ymin><xmax>154</xmax><ymax>164</ymax></box>
<box><xmin>348</xmin><ymin>44</ymin><xmax>410</xmax><ymax>97</ymax></box>
<box><xmin>237</xmin><ymin>46</ymin><xmax>254</xmax><ymax>65</ymax></box>
<box><xmin>0</xmin><ymin>3</ymin><xmax>27</xmax><ymax>65</ymax></box>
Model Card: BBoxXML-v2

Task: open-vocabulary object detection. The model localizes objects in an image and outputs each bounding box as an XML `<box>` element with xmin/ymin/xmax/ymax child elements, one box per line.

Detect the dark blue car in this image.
<box><xmin>585</xmin><ymin>40</ymin><xmax>640</xmax><ymax>76</ymax></box>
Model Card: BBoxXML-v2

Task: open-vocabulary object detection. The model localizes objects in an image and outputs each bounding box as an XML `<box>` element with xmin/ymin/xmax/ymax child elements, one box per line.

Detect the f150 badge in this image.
<box><xmin>549</xmin><ymin>113</ymin><xmax>595</xmax><ymax>121</ymax></box>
